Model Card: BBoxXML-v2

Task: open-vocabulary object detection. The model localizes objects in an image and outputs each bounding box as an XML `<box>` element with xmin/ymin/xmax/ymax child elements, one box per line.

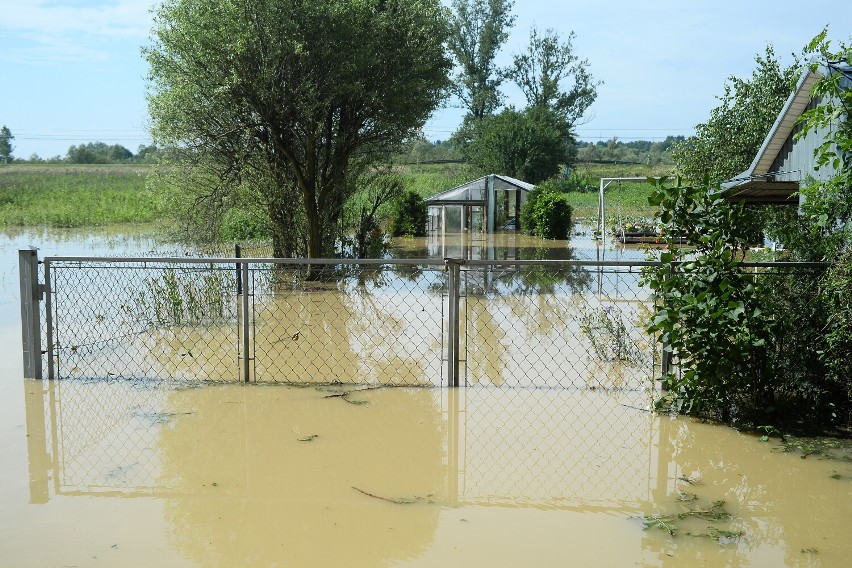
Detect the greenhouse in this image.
<box><xmin>425</xmin><ymin>174</ymin><xmax>535</xmax><ymax>234</ymax></box>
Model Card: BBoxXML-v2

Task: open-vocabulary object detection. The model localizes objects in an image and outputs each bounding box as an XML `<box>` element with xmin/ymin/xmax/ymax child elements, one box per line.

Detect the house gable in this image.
<box><xmin>722</xmin><ymin>62</ymin><xmax>850</xmax><ymax>205</ymax></box>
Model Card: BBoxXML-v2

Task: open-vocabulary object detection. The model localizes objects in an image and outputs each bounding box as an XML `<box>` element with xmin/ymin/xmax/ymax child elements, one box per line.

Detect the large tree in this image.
<box><xmin>447</xmin><ymin>0</ymin><xmax>515</xmax><ymax>122</ymax></box>
<box><xmin>506</xmin><ymin>26</ymin><xmax>599</xmax><ymax>129</ymax></box>
<box><xmin>671</xmin><ymin>45</ymin><xmax>800</xmax><ymax>183</ymax></box>
<box><xmin>145</xmin><ymin>0</ymin><xmax>451</xmax><ymax>258</ymax></box>
<box><xmin>463</xmin><ymin>105</ymin><xmax>566</xmax><ymax>184</ymax></box>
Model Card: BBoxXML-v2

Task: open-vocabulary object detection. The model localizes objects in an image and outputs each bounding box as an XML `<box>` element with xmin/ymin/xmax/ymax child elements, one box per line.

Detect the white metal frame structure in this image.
<box><xmin>597</xmin><ymin>177</ymin><xmax>650</xmax><ymax>246</ymax></box>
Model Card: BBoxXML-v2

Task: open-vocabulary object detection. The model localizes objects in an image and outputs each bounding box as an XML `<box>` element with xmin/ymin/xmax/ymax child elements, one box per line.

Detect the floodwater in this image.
<box><xmin>2</xmin><ymin>228</ymin><xmax>851</xmax><ymax>567</ymax></box>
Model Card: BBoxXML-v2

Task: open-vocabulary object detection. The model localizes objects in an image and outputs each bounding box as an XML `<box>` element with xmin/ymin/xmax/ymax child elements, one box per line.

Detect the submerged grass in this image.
<box><xmin>0</xmin><ymin>164</ymin><xmax>162</xmax><ymax>228</ymax></box>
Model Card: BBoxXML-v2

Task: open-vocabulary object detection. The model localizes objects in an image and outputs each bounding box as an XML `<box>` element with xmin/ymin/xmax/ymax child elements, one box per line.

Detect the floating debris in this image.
<box><xmin>352</xmin><ymin>486</ymin><xmax>433</xmax><ymax>505</ymax></box>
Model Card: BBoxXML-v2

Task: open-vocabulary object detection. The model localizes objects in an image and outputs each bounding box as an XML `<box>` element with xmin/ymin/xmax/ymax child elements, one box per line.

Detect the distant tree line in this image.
<box><xmin>18</xmin><ymin>142</ymin><xmax>166</xmax><ymax>164</ymax></box>
<box><xmin>395</xmin><ymin>135</ymin><xmax>683</xmax><ymax>167</ymax></box>
<box><xmin>575</xmin><ymin>136</ymin><xmax>684</xmax><ymax>165</ymax></box>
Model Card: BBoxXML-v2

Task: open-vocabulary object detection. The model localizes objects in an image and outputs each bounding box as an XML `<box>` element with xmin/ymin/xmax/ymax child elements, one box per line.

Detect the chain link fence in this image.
<box><xmin>21</xmin><ymin>254</ymin><xmax>663</xmax><ymax>388</ymax></box>
<box><xmin>18</xmin><ymin>253</ymin><xmax>831</xmax><ymax>505</ymax></box>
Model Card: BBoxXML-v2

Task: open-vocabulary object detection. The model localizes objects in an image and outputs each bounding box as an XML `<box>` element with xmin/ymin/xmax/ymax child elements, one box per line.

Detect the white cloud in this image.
<box><xmin>1</xmin><ymin>0</ymin><xmax>154</xmax><ymax>63</ymax></box>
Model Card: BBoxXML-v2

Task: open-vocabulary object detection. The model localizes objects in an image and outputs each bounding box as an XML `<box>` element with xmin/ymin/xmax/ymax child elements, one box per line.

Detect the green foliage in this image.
<box><xmin>459</xmin><ymin>106</ymin><xmax>566</xmax><ymax>184</ymax></box>
<box><xmin>644</xmin><ymin>171</ymin><xmax>850</xmax><ymax>429</ymax></box>
<box><xmin>671</xmin><ymin>46</ymin><xmax>801</xmax><ymax>183</ymax></box>
<box><xmin>767</xmin><ymin>34</ymin><xmax>852</xmax><ymax>426</ymax></box>
<box><xmin>577</xmin><ymin>136</ymin><xmax>682</xmax><ymax>166</ymax></box>
<box><xmin>395</xmin><ymin>137</ymin><xmax>460</xmax><ymax>164</ymax></box>
<box><xmin>0</xmin><ymin>164</ymin><xmax>160</xmax><ymax>227</ymax></box>
<box><xmin>447</xmin><ymin>0</ymin><xmax>515</xmax><ymax>121</ymax></box>
<box><xmin>545</xmin><ymin>170</ymin><xmax>596</xmax><ymax>193</ymax></box>
<box><xmin>66</xmin><ymin>142</ymin><xmax>134</xmax><ymax>164</ymax></box>
<box><xmin>506</xmin><ymin>25</ymin><xmax>599</xmax><ymax>131</ymax></box>
<box><xmin>136</xmin><ymin>267</ymin><xmax>232</xmax><ymax>327</ymax></box>
<box><xmin>146</xmin><ymin>0</ymin><xmax>451</xmax><ymax>258</ymax></box>
<box><xmin>390</xmin><ymin>189</ymin><xmax>427</xmax><ymax>237</ymax></box>
<box><xmin>218</xmin><ymin>208</ymin><xmax>273</xmax><ymax>241</ymax></box>
<box><xmin>822</xmin><ymin>248</ymin><xmax>852</xmax><ymax>399</ymax></box>
<box><xmin>794</xmin><ymin>34</ymin><xmax>852</xmax><ymax>260</ymax></box>
<box><xmin>643</xmin><ymin>178</ymin><xmax>775</xmax><ymax>421</ymax></box>
<box><xmin>342</xmin><ymin>170</ymin><xmax>403</xmax><ymax>258</ymax></box>
<box><xmin>579</xmin><ymin>305</ymin><xmax>645</xmax><ymax>365</ymax></box>
<box><xmin>0</xmin><ymin>125</ymin><xmax>14</xmax><ymax>163</ymax></box>
<box><xmin>520</xmin><ymin>179</ymin><xmax>572</xmax><ymax>239</ymax></box>
<box><xmin>399</xmin><ymin>162</ymin><xmax>477</xmax><ymax>198</ymax></box>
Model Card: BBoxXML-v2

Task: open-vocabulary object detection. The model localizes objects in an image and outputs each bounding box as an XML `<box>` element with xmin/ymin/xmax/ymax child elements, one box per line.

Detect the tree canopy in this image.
<box><xmin>447</xmin><ymin>0</ymin><xmax>515</xmax><ymax>122</ymax></box>
<box><xmin>460</xmin><ymin>106</ymin><xmax>566</xmax><ymax>184</ymax></box>
<box><xmin>671</xmin><ymin>45</ymin><xmax>801</xmax><ymax>183</ymax></box>
<box><xmin>448</xmin><ymin>11</ymin><xmax>598</xmax><ymax>182</ymax></box>
<box><xmin>66</xmin><ymin>142</ymin><xmax>133</xmax><ymax>164</ymax></box>
<box><xmin>145</xmin><ymin>0</ymin><xmax>451</xmax><ymax>258</ymax></box>
<box><xmin>506</xmin><ymin>26</ymin><xmax>599</xmax><ymax>129</ymax></box>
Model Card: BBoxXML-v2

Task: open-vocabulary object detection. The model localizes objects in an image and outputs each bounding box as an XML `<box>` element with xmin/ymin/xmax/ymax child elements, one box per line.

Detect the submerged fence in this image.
<box><xmin>20</xmin><ymin>251</ymin><xmax>662</xmax><ymax>389</ymax></box>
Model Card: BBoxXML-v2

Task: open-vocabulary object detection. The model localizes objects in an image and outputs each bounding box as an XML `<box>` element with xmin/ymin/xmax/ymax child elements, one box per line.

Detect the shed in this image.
<box><xmin>425</xmin><ymin>174</ymin><xmax>535</xmax><ymax>233</ymax></box>
<box><xmin>722</xmin><ymin>62</ymin><xmax>851</xmax><ymax>205</ymax></box>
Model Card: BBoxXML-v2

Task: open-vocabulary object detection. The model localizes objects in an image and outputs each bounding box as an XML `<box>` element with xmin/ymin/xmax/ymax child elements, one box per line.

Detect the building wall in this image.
<box><xmin>771</xmin><ymin>96</ymin><xmax>840</xmax><ymax>183</ymax></box>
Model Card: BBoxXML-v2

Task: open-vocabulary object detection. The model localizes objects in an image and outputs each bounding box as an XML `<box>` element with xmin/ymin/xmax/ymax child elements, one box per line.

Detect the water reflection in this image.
<box><xmin>21</xmin><ymin>379</ymin><xmax>852</xmax><ymax>566</ymax></box>
<box><xmin>391</xmin><ymin>225</ymin><xmax>654</xmax><ymax>263</ymax></box>
<box><xmin>158</xmin><ymin>386</ymin><xmax>444</xmax><ymax>567</ymax></box>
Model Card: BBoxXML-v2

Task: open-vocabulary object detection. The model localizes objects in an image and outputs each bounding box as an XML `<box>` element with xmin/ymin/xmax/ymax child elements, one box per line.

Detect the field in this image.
<box><xmin>0</xmin><ymin>164</ymin><xmax>161</xmax><ymax>228</ymax></box>
<box><xmin>0</xmin><ymin>160</ymin><xmax>673</xmax><ymax>230</ymax></box>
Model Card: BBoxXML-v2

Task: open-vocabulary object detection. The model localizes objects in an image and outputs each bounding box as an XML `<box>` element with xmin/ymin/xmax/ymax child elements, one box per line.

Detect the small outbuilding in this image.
<box><xmin>722</xmin><ymin>61</ymin><xmax>851</xmax><ymax>205</ymax></box>
<box><xmin>425</xmin><ymin>174</ymin><xmax>535</xmax><ymax>234</ymax></box>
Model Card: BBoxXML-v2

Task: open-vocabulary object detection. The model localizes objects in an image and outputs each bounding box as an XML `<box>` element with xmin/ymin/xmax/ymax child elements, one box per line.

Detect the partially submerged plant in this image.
<box><xmin>775</xmin><ymin>435</ymin><xmax>852</xmax><ymax>461</ymax></box>
<box><xmin>131</xmin><ymin>266</ymin><xmax>234</xmax><ymax>328</ymax></box>
<box><xmin>642</xmin><ymin>499</ymin><xmax>740</xmax><ymax>544</ymax></box>
<box><xmin>579</xmin><ymin>304</ymin><xmax>647</xmax><ymax>365</ymax></box>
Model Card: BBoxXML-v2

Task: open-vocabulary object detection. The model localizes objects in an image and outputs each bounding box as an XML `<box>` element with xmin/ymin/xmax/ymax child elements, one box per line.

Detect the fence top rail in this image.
<box><xmin>43</xmin><ymin>256</ymin><xmax>446</xmax><ymax>267</ymax></box>
<box><xmin>39</xmin><ymin>255</ymin><xmax>829</xmax><ymax>270</ymax></box>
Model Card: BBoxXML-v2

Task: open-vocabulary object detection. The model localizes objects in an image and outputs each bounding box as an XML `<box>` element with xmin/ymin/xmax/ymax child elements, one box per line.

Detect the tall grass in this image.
<box><xmin>399</xmin><ymin>162</ymin><xmax>477</xmax><ymax>197</ymax></box>
<box><xmin>0</xmin><ymin>164</ymin><xmax>162</xmax><ymax>228</ymax></box>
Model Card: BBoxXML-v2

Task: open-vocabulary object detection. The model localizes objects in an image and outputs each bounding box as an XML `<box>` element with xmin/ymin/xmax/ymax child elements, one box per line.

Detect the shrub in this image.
<box><xmin>644</xmin><ymin>177</ymin><xmax>850</xmax><ymax>430</ymax></box>
<box><xmin>390</xmin><ymin>189</ymin><xmax>427</xmax><ymax>237</ymax></box>
<box><xmin>520</xmin><ymin>179</ymin><xmax>572</xmax><ymax>239</ymax></box>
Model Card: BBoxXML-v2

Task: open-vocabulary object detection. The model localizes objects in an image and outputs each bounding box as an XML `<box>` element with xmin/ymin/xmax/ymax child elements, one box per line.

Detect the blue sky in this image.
<box><xmin>0</xmin><ymin>0</ymin><xmax>849</xmax><ymax>159</ymax></box>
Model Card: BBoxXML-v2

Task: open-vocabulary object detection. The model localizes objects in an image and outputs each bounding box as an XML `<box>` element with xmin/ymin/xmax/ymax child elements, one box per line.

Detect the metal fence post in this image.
<box><xmin>19</xmin><ymin>249</ymin><xmax>43</xmax><ymax>379</ymax></box>
<box><xmin>235</xmin><ymin>244</ymin><xmax>242</xmax><ymax>296</ymax></box>
<box><xmin>241</xmin><ymin>260</ymin><xmax>251</xmax><ymax>383</ymax></box>
<box><xmin>446</xmin><ymin>258</ymin><xmax>461</xmax><ymax>387</ymax></box>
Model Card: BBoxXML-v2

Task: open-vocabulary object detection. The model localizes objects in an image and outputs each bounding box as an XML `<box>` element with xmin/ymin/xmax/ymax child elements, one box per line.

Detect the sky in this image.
<box><xmin>0</xmin><ymin>0</ymin><xmax>849</xmax><ymax>159</ymax></box>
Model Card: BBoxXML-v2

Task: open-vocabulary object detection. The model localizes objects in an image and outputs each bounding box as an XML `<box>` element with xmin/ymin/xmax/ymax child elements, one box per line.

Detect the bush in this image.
<box><xmin>822</xmin><ymin>246</ymin><xmax>852</xmax><ymax>408</ymax></box>
<box><xmin>520</xmin><ymin>179</ymin><xmax>572</xmax><ymax>239</ymax></box>
<box><xmin>390</xmin><ymin>189</ymin><xmax>427</xmax><ymax>237</ymax></box>
<box><xmin>644</xmin><ymin>177</ymin><xmax>850</xmax><ymax>430</ymax></box>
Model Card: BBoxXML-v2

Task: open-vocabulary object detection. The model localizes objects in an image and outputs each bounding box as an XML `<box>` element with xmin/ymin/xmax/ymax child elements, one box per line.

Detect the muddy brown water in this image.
<box><xmin>1</xmin><ymin>229</ymin><xmax>851</xmax><ymax>567</ymax></box>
